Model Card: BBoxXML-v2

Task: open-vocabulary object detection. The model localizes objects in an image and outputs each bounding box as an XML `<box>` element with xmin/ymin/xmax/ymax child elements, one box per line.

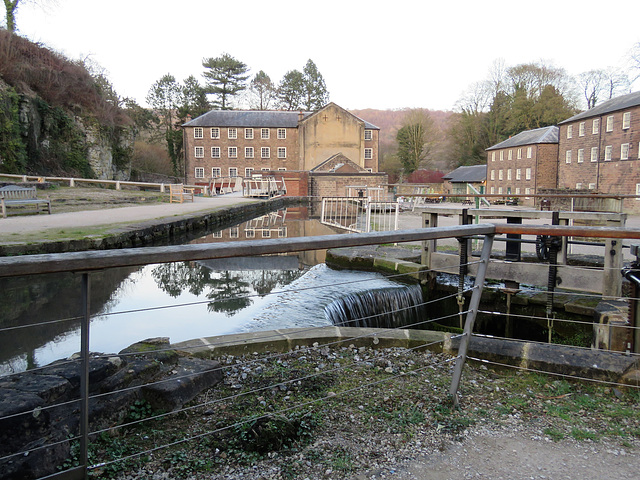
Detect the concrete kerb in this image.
<box><xmin>171</xmin><ymin>326</ymin><xmax>640</xmax><ymax>385</ymax></box>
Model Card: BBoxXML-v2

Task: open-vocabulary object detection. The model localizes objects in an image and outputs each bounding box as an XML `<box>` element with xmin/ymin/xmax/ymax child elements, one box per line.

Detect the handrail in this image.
<box><xmin>0</xmin><ymin>224</ymin><xmax>497</xmax><ymax>277</ymax></box>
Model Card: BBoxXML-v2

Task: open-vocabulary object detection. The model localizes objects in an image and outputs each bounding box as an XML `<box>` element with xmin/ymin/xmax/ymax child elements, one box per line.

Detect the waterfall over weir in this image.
<box><xmin>324</xmin><ymin>284</ymin><xmax>427</xmax><ymax>329</ymax></box>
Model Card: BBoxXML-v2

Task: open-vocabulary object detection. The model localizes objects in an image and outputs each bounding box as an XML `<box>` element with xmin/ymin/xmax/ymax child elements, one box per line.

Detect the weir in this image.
<box><xmin>324</xmin><ymin>284</ymin><xmax>426</xmax><ymax>329</ymax></box>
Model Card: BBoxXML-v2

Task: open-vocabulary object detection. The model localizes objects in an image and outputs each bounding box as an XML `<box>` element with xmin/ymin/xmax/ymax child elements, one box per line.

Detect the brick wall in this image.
<box><xmin>310</xmin><ymin>173</ymin><xmax>389</xmax><ymax>198</ymax></box>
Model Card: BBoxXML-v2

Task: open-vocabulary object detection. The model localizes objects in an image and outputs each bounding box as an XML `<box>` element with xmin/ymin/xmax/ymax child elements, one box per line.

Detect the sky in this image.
<box><xmin>11</xmin><ymin>0</ymin><xmax>640</xmax><ymax>112</ymax></box>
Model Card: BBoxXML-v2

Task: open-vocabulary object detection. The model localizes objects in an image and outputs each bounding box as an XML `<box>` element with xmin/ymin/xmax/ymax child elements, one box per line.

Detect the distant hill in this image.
<box><xmin>350</xmin><ymin>108</ymin><xmax>454</xmax><ymax>170</ymax></box>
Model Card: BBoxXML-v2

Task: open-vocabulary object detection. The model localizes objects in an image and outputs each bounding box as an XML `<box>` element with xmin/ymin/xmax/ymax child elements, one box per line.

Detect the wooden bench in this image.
<box><xmin>1</xmin><ymin>185</ymin><xmax>52</xmax><ymax>218</ymax></box>
<box><xmin>169</xmin><ymin>184</ymin><xmax>195</xmax><ymax>203</ymax></box>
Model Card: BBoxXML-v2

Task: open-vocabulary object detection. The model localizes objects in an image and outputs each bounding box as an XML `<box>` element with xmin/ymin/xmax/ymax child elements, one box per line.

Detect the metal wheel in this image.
<box><xmin>536</xmin><ymin>235</ymin><xmax>550</xmax><ymax>261</ymax></box>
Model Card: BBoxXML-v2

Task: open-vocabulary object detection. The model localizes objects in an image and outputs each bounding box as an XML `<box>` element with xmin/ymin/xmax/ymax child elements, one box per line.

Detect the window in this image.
<box><xmin>567</xmin><ymin>125</ymin><xmax>573</xmax><ymax>139</ymax></box>
<box><xmin>577</xmin><ymin>149</ymin><xmax>584</xmax><ymax>163</ymax></box>
<box><xmin>211</xmin><ymin>146</ymin><xmax>220</xmax><ymax>158</ymax></box>
<box><xmin>621</xmin><ymin>143</ymin><xmax>630</xmax><ymax>160</ymax></box>
<box><xmin>228</xmin><ymin>128</ymin><xmax>237</xmax><ymax>139</ymax></box>
<box><xmin>211</xmin><ymin>127</ymin><xmax>220</xmax><ymax>139</ymax></box>
<box><xmin>490</xmin><ymin>187</ymin><xmax>495</xmax><ymax>194</ymax></box>
<box><xmin>588</xmin><ymin>183</ymin><xmax>596</xmax><ymax>190</ymax></box>
<box><xmin>565</xmin><ymin>150</ymin><xmax>572</xmax><ymax>163</ymax></box>
<box><xmin>515</xmin><ymin>187</ymin><xmax>520</xmax><ymax>194</ymax></box>
<box><xmin>576</xmin><ymin>183</ymin><xmax>582</xmax><ymax>189</ymax></box>
<box><xmin>525</xmin><ymin>168</ymin><xmax>531</xmax><ymax>180</ymax></box>
<box><xmin>592</xmin><ymin>119</ymin><xmax>599</xmax><ymax>134</ymax></box>
<box><xmin>261</xmin><ymin>147</ymin><xmax>270</xmax><ymax>158</ymax></box>
<box><xmin>277</xmin><ymin>128</ymin><xmax>286</xmax><ymax>139</ymax></box>
<box><xmin>507</xmin><ymin>169</ymin><xmax>512</xmax><ymax>180</ymax></box>
<box><xmin>261</xmin><ymin>128</ymin><xmax>270</xmax><ymax>139</ymax></box>
<box><xmin>366</xmin><ymin>168</ymin><xmax>373</xmax><ymax>172</ymax></box>
<box><xmin>527</xmin><ymin>147</ymin><xmax>532</xmax><ymax>158</ymax></box>
<box><xmin>195</xmin><ymin>146</ymin><xmax>204</xmax><ymax>158</ymax></box>
<box><xmin>364</xmin><ymin>148</ymin><xmax>372</xmax><ymax>159</ymax></box>
<box><xmin>229</xmin><ymin>167</ymin><xmax>238</xmax><ymax>177</ymax></box>
<box><xmin>228</xmin><ymin>147</ymin><xmax>237</xmax><ymax>158</ymax></box>
<box><xmin>498</xmin><ymin>187</ymin><xmax>503</xmax><ymax>194</ymax></box>
<box><xmin>278</xmin><ymin>147</ymin><xmax>287</xmax><ymax>159</ymax></box>
<box><xmin>262</xmin><ymin>230</ymin><xmax>271</xmax><ymax>238</ymax></box>
<box><xmin>245</xmin><ymin>167</ymin><xmax>253</xmax><ymax>177</ymax></box>
<box><xmin>364</xmin><ymin>129</ymin><xmax>372</xmax><ymax>140</ymax></box>
<box><xmin>230</xmin><ymin>227</ymin><xmax>239</xmax><ymax>238</ymax></box>
<box><xmin>194</xmin><ymin>127</ymin><xmax>203</xmax><ymax>138</ymax></box>
<box><xmin>636</xmin><ymin>184</ymin><xmax>640</xmax><ymax>200</ymax></box>
<box><xmin>591</xmin><ymin>147</ymin><xmax>598</xmax><ymax>162</ymax></box>
<box><xmin>605</xmin><ymin>145</ymin><xmax>612</xmax><ymax>161</ymax></box>
<box><xmin>579</xmin><ymin>122</ymin><xmax>585</xmax><ymax>136</ymax></box>
<box><xmin>277</xmin><ymin>167</ymin><xmax>286</xmax><ymax>171</ymax></box>
<box><xmin>623</xmin><ymin>112</ymin><xmax>631</xmax><ymax>130</ymax></box>
<box><xmin>211</xmin><ymin>167</ymin><xmax>221</xmax><ymax>177</ymax></box>
<box><xmin>491</xmin><ymin>152</ymin><xmax>495</xmax><ymax>162</ymax></box>
<box><xmin>516</xmin><ymin>168</ymin><xmax>521</xmax><ymax>180</ymax></box>
<box><xmin>212</xmin><ymin>231</ymin><xmax>222</xmax><ymax>238</ymax></box>
<box><xmin>245</xmin><ymin>147</ymin><xmax>254</xmax><ymax>158</ymax></box>
<box><xmin>245</xmin><ymin>128</ymin><xmax>254</xmax><ymax>139</ymax></box>
<box><xmin>499</xmin><ymin>151</ymin><xmax>504</xmax><ymax>161</ymax></box>
<box><xmin>490</xmin><ymin>170</ymin><xmax>495</xmax><ymax>180</ymax></box>
<box><xmin>525</xmin><ymin>188</ymin><xmax>531</xmax><ymax>195</ymax></box>
<box><xmin>261</xmin><ymin>167</ymin><xmax>270</xmax><ymax>171</ymax></box>
<box><xmin>195</xmin><ymin>167</ymin><xmax>204</xmax><ymax>178</ymax></box>
<box><xmin>517</xmin><ymin>148</ymin><xmax>522</xmax><ymax>159</ymax></box>
<box><xmin>498</xmin><ymin>169</ymin><xmax>503</xmax><ymax>180</ymax></box>
<box><xmin>606</xmin><ymin>115</ymin><xmax>614</xmax><ymax>132</ymax></box>
<box><xmin>508</xmin><ymin>149</ymin><xmax>513</xmax><ymax>160</ymax></box>
<box><xmin>245</xmin><ymin>229</ymin><xmax>255</xmax><ymax>239</ymax></box>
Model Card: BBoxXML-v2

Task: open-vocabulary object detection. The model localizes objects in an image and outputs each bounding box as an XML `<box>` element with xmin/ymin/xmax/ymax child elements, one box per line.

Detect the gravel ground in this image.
<box><xmin>89</xmin><ymin>345</ymin><xmax>640</xmax><ymax>480</ymax></box>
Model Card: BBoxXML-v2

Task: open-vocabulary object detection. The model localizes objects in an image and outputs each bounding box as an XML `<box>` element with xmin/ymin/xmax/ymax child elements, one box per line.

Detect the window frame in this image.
<box><xmin>245</xmin><ymin>128</ymin><xmax>254</xmax><ymax>139</ymax></box>
<box><xmin>565</xmin><ymin>150</ymin><xmax>572</xmax><ymax>164</ymax></box>
<box><xmin>245</xmin><ymin>147</ymin><xmax>254</xmax><ymax>159</ymax></box>
<box><xmin>364</xmin><ymin>148</ymin><xmax>373</xmax><ymax>160</ymax></box>
<box><xmin>228</xmin><ymin>128</ymin><xmax>237</xmax><ymax>139</ymax></box>
<box><xmin>245</xmin><ymin>167</ymin><xmax>253</xmax><ymax>178</ymax></box>
<box><xmin>194</xmin><ymin>167</ymin><xmax>204</xmax><ymax>178</ymax></box>
<box><xmin>211</xmin><ymin>146</ymin><xmax>220</xmax><ymax>158</ymax></box>
<box><xmin>364</xmin><ymin>129</ymin><xmax>372</xmax><ymax>141</ymax></box>
<box><xmin>194</xmin><ymin>146</ymin><xmax>204</xmax><ymax>158</ymax></box>
<box><xmin>623</xmin><ymin>112</ymin><xmax>631</xmax><ymax>130</ymax></box>
<box><xmin>498</xmin><ymin>169</ymin><xmax>503</xmax><ymax>180</ymax></box>
<box><xmin>277</xmin><ymin>128</ymin><xmax>286</xmax><ymax>139</ymax></box>
<box><xmin>579</xmin><ymin>122</ymin><xmax>585</xmax><ymax>137</ymax></box>
<box><xmin>525</xmin><ymin>167</ymin><xmax>532</xmax><ymax>180</ymax></box>
<box><xmin>490</xmin><ymin>170</ymin><xmax>495</xmax><ymax>181</ymax></box>
<box><xmin>516</xmin><ymin>168</ymin><xmax>521</xmax><ymax>180</ymax></box>
<box><xmin>567</xmin><ymin>125</ymin><xmax>573</xmax><ymax>139</ymax></box>
<box><xmin>277</xmin><ymin>147</ymin><xmax>287</xmax><ymax>159</ymax></box>
<box><xmin>228</xmin><ymin>146</ymin><xmax>237</xmax><ymax>158</ymax></box>
<box><xmin>527</xmin><ymin>147</ymin><xmax>532</xmax><ymax>159</ymax></box>
<box><xmin>605</xmin><ymin>145</ymin><xmax>612</xmax><ymax>161</ymax></box>
<box><xmin>606</xmin><ymin>115</ymin><xmax>614</xmax><ymax>132</ymax></box>
<box><xmin>577</xmin><ymin>148</ymin><xmax>584</xmax><ymax>163</ymax></box>
<box><xmin>591</xmin><ymin>147</ymin><xmax>598</xmax><ymax>162</ymax></box>
<box><xmin>261</xmin><ymin>128</ymin><xmax>270</xmax><ymax>139</ymax></box>
<box><xmin>211</xmin><ymin>167</ymin><xmax>221</xmax><ymax>178</ymax></box>
<box><xmin>592</xmin><ymin>118</ymin><xmax>599</xmax><ymax>134</ymax></box>
<box><xmin>211</xmin><ymin>127</ymin><xmax>220</xmax><ymax>139</ymax></box>
<box><xmin>194</xmin><ymin>127</ymin><xmax>203</xmax><ymax>139</ymax></box>
<box><xmin>261</xmin><ymin>147</ymin><xmax>270</xmax><ymax>159</ymax></box>
<box><xmin>621</xmin><ymin>143</ymin><xmax>630</xmax><ymax>160</ymax></box>
<box><xmin>229</xmin><ymin>167</ymin><xmax>238</xmax><ymax>177</ymax></box>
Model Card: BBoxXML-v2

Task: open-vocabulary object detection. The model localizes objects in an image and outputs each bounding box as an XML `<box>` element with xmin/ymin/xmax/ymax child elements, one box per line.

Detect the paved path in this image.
<box><xmin>0</xmin><ymin>193</ymin><xmax>256</xmax><ymax>238</ymax></box>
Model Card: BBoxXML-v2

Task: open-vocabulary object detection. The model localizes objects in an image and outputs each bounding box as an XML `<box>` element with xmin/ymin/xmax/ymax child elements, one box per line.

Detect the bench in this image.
<box><xmin>169</xmin><ymin>184</ymin><xmax>195</xmax><ymax>203</ymax></box>
<box><xmin>1</xmin><ymin>185</ymin><xmax>52</xmax><ymax>218</ymax></box>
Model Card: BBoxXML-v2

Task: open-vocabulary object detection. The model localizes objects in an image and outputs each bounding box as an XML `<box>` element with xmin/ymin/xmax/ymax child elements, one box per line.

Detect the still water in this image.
<box><xmin>0</xmin><ymin>207</ymin><xmax>409</xmax><ymax>375</ymax></box>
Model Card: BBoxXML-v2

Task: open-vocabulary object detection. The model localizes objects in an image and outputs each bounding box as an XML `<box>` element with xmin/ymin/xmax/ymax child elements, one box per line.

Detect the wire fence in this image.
<box><xmin>1</xmin><ymin>224</ymin><xmax>640</xmax><ymax>479</ymax></box>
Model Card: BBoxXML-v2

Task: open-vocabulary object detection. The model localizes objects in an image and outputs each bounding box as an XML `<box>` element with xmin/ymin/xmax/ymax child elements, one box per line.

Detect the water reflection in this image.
<box><xmin>0</xmin><ymin>206</ymin><xmax>405</xmax><ymax>375</ymax></box>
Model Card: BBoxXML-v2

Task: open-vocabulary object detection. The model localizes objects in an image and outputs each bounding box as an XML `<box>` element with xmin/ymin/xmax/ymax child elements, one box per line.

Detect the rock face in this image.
<box><xmin>0</xmin><ymin>338</ymin><xmax>222</xmax><ymax>480</ymax></box>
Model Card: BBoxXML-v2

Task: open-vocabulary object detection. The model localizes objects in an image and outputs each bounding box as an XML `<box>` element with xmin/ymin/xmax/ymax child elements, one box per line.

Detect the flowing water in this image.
<box><xmin>0</xmin><ymin>207</ymin><xmax>419</xmax><ymax>375</ymax></box>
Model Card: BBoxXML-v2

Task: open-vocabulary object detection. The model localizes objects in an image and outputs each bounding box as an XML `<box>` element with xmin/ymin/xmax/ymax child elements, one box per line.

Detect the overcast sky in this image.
<box><xmin>12</xmin><ymin>0</ymin><xmax>640</xmax><ymax>112</ymax></box>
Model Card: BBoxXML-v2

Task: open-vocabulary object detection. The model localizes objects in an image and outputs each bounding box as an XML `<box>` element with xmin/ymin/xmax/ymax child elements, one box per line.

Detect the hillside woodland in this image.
<box><xmin>0</xmin><ymin>30</ymin><xmax>134</xmax><ymax>179</ymax></box>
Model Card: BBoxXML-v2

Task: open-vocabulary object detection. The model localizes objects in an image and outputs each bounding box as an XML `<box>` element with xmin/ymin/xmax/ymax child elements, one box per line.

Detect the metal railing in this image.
<box><xmin>2</xmin><ymin>223</ymin><xmax>640</xmax><ymax>479</ymax></box>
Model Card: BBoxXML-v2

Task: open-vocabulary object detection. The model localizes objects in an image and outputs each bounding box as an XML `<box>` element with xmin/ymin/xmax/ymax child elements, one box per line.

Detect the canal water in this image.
<box><xmin>0</xmin><ymin>207</ymin><xmax>415</xmax><ymax>375</ymax></box>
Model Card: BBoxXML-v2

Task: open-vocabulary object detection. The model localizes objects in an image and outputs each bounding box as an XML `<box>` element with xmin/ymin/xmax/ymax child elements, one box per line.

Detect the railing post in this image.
<box><xmin>80</xmin><ymin>273</ymin><xmax>90</xmax><ymax>479</ymax></box>
<box><xmin>449</xmin><ymin>234</ymin><xmax>494</xmax><ymax>407</ymax></box>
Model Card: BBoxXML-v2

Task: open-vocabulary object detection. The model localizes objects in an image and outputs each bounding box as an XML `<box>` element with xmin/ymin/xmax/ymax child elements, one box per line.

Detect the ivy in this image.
<box><xmin>0</xmin><ymin>87</ymin><xmax>28</xmax><ymax>173</ymax></box>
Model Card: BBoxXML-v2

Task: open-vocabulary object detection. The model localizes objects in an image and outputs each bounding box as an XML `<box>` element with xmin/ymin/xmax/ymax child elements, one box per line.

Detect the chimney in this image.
<box><xmin>298</xmin><ymin>111</ymin><xmax>304</xmax><ymax>122</ymax></box>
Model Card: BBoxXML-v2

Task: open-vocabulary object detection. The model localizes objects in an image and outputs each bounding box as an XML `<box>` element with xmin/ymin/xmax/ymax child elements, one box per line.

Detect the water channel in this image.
<box><xmin>0</xmin><ymin>206</ymin><xmax>419</xmax><ymax>375</ymax></box>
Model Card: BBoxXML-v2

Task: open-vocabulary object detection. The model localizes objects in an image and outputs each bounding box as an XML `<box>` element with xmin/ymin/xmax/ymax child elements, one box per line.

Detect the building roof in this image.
<box><xmin>486</xmin><ymin>126</ymin><xmax>559</xmax><ymax>151</ymax></box>
<box><xmin>443</xmin><ymin>165</ymin><xmax>486</xmax><ymax>183</ymax></box>
<box><xmin>183</xmin><ymin>107</ymin><xmax>380</xmax><ymax>130</ymax></box>
<box><xmin>559</xmin><ymin>90</ymin><xmax>640</xmax><ymax>125</ymax></box>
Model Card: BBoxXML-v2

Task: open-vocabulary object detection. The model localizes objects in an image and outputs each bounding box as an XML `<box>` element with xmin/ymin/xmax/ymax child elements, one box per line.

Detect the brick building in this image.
<box><xmin>557</xmin><ymin>91</ymin><xmax>640</xmax><ymax>211</ymax></box>
<box><xmin>182</xmin><ymin>103</ymin><xmax>386</xmax><ymax>197</ymax></box>
<box><xmin>485</xmin><ymin>126</ymin><xmax>559</xmax><ymax>206</ymax></box>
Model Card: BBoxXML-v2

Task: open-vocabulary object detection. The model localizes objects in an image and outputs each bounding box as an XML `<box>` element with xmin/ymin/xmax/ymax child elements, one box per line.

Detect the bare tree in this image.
<box><xmin>579</xmin><ymin>68</ymin><xmax>630</xmax><ymax>109</ymax></box>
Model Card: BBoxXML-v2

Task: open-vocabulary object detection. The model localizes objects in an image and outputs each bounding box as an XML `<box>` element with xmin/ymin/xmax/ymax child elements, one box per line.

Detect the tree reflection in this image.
<box><xmin>151</xmin><ymin>262</ymin><xmax>306</xmax><ymax>317</ymax></box>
